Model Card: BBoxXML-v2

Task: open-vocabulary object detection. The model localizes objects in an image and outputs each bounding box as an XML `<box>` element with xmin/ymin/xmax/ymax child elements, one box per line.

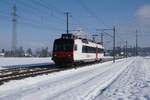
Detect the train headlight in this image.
<box><xmin>68</xmin><ymin>55</ymin><xmax>73</xmax><ymax>58</ymax></box>
<box><xmin>54</xmin><ymin>54</ymin><xmax>57</xmax><ymax>57</ymax></box>
<box><xmin>68</xmin><ymin>55</ymin><xmax>72</xmax><ymax>57</ymax></box>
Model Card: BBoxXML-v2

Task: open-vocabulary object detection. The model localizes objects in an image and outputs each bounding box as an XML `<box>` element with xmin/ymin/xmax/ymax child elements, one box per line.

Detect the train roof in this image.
<box><xmin>61</xmin><ymin>34</ymin><xmax>103</xmax><ymax>45</ymax></box>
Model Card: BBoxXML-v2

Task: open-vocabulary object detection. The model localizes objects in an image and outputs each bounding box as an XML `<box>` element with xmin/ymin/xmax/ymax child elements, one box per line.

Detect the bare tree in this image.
<box><xmin>16</xmin><ymin>46</ymin><xmax>25</xmax><ymax>57</ymax></box>
<box><xmin>26</xmin><ymin>48</ymin><xmax>32</xmax><ymax>57</ymax></box>
<box><xmin>41</xmin><ymin>47</ymin><xmax>49</xmax><ymax>57</ymax></box>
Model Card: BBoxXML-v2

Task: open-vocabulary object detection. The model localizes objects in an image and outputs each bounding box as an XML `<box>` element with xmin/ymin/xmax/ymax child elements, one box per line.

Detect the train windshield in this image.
<box><xmin>54</xmin><ymin>39</ymin><xmax>73</xmax><ymax>52</ymax></box>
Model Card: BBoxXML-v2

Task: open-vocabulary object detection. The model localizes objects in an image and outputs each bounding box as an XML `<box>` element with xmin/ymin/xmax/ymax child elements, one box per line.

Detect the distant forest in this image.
<box><xmin>0</xmin><ymin>46</ymin><xmax>150</xmax><ymax>57</ymax></box>
<box><xmin>0</xmin><ymin>47</ymin><xmax>51</xmax><ymax>57</ymax></box>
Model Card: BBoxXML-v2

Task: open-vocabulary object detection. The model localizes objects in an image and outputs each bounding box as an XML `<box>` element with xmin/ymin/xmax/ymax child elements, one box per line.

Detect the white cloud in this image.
<box><xmin>136</xmin><ymin>5</ymin><xmax>150</xmax><ymax>19</ymax></box>
<box><xmin>135</xmin><ymin>5</ymin><xmax>150</xmax><ymax>32</ymax></box>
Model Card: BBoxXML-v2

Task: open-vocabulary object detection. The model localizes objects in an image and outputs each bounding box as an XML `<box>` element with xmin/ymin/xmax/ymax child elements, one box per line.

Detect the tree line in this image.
<box><xmin>0</xmin><ymin>47</ymin><xmax>52</xmax><ymax>57</ymax></box>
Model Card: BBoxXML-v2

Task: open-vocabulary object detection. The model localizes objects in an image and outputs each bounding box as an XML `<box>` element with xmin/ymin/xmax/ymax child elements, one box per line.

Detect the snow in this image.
<box><xmin>95</xmin><ymin>57</ymin><xmax>150</xmax><ymax>100</ymax></box>
<box><xmin>0</xmin><ymin>57</ymin><xmax>149</xmax><ymax>100</ymax></box>
<box><xmin>0</xmin><ymin>56</ymin><xmax>111</xmax><ymax>69</ymax></box>
<box><xmin>0</xmin><ymin>57</ymin><xmax>54</xmax><ymax>69</ymax></box>
<box><xmin>102</xmin><ymin>56</ymin><xmax>113</xmax><ymax>59</ymax></box>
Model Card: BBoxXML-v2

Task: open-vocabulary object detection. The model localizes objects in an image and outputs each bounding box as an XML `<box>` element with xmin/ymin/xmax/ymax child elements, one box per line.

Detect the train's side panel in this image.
<box><xmin>73</xmin><ymin>39</ymin><xmax>104</xmax><ymax>62</ymax></box>
<box><xmin>97</xmin><ymin>44</ymin><xmax>104</xmax><ymax>60</ymax></box>
<box><xmin>73</xmin><ymin>39</ymin><xmax>83</xmax><ymax>61</ymax></box>
<box><xmin>81</xmin><ymin>41</ymin><xmax>98</xmax><ymax>61</ymax></box>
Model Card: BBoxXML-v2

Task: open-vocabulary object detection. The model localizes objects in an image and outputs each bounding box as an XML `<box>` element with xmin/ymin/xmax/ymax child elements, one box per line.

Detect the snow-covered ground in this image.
<box><xmin>95</xmin><ymin>57</ymin><xmax>150</xmax><ymax>100</ymax></box>
<box><xmin>0</xmin><ymin>57</ymin><xmax>149</xmax><ymax>100</ymax></box>
<box><xmin>0</xmin><ymin>56</ymin><xmax>112</xmax><ymax>69</ymax></box>
<box><xmin>0</xmin><ymin>57</ymin><xmax>145</xmax><ymax>100</ymax></box>
<box><xmin>102</xmin><ymin>56</ymin><xmax>113</xmax><ymax>59</ymax></box>
<box><xmin>0</xmin><ymin>57</ymin><xmax>53</xmax><ymax>69</ymax></box>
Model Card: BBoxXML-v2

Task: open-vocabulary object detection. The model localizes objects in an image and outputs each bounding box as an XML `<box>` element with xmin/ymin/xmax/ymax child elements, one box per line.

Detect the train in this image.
<box><xmin>52</xmin><ymin>34</ymin><xmax>104</xmax><ymax>66</ymax></box>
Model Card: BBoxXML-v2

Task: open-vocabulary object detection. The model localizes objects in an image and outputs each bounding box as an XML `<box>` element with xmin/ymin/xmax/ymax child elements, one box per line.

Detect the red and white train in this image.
<box><xmin>52</xmin><ymin>34</ymin><xmax>104</xmax><ymax>66</ymax></box>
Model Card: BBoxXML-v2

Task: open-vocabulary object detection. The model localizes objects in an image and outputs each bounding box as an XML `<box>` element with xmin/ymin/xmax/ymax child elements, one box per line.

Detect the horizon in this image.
<box><xmin>0</xmin><ymin>0</ymin><xmax>150</xmax><ymax>51</ymax></box>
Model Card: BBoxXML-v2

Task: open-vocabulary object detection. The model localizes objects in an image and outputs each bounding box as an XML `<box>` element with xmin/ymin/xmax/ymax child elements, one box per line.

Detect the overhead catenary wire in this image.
<box><xmin>2</xmin><ymin>0</ymin><xmax>51</xmax><ymax>23</ymax></box>
<box><xmin>0</xmin><ymin>11</ymin><xmax>64</xmax><ymax>32</ymax></box>
<box><xmin>2</xmin><ymin>0</ymin><xmax>66</xmax><ymax>25</ymax></box>
<box><xmin>38</xmin><ymin>0</ymin><xmax>64</xmax><ymax>15</ymax></box>
<box><xmin>76</xmin><ymin>0</ymin><xmax>111</xmax><ymax>29</ymax></box>
<box><xmin>71</xmin><ymin>16</ymin><xmax>90</xmax><ymax>31</ymax></box>
<box><xmin>20</xmin><ymin>0</ymin><xmax>93</xmax><ymax>32</ymax></box>
<box><xmin>37</xmin><ymin>0</ymin><xmax>90</xmax><ymax>30</ymax></box>
<box><xmin>0</xmin><ymin>0</ymin><xmax>67</xmax><ymax>31</ymax></box>
<box><xmin>1</xmin><ymin>0</ymin><xmax>148</xmax><ymax>50</ymax></box>
<box><xmin>30</xmin><ymin>0</ymin><xmax>66</xmax><ymax>22</ymax></box>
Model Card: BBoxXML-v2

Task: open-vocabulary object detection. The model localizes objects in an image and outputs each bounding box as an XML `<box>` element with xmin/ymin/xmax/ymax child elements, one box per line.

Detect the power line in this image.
<box><xmin>0</xmin><ymin>11</ymin><xmax>64</xmax><ymax>31</ymax></box>
<box><xmin>0</xmin><ymin>13</ymin><xmax>11</xmax><ymax>19</ymax></box>
<box><xmin>38</xmin><ymin>0</ymin><xmax>64</xmax><ymax>15</ymax></box>
<box><xmin>1</xmin><ymin>0</ymin><xmax>65</xmax><ymax>26</ymax></box>
<box><xmin>103</xmin><ymin>31</ymin><xmax>113</xmax><ymax>38</ymax></box>
<box><xmin>97</xmin><ymin>27</ymin><xmax>116</xmax><ymax>62</ymax></box>
<box><xmin>29</xmin><ymin>0</ymin><xmax>66</xmax><ymax>23</ymax></box>
<box><xmin>0</xmin><ymin>12</ymin><xmax>64</xmax><ymax>31</ymax></box>
<box><xmin>19</xmin><ymin>21</ymin><xmax>64</xmax><ymax>31</ymax></box>
<box><xmin>4</xmin><ymin>0</ymin><xmax>65</xmax><ymax>29</ymax></box>
<box><xmin>71</xmin><ymin>16</ymin><xmax>89</xmax><ymax>31</ymax></box>
<box><xmin>1</xmin><ymin>0</ymin><xmax>47</xmax><ymax>22</ymax></box>
<box><xmin>76</xmin><ymin>0</ymin><xmax>111</xmax><ymax>28</ymax></box>
<box><xmin>1</xmin><ymin>0</ymin><xmax>97</xmax><ymax>32</ymax></box>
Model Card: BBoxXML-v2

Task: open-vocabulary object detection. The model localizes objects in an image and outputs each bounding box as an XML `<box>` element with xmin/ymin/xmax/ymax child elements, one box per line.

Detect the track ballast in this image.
<box><xmin>0</xmin><ymin>57</ymin><xmax>121</xmax><ymax>85</ymax></box>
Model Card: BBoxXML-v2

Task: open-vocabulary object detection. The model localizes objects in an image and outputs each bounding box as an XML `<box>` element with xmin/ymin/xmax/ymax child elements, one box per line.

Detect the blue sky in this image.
<box><xmin>0</xmin><ymin>0</ymin><xmax>150</xmax><ymax>51</ymax></box>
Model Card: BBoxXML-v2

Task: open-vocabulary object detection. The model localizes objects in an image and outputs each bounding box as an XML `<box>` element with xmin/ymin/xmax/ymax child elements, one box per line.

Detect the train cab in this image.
<box><xmin>52</xmin><ymin>34</ymin><xmax>75</xmax><ymax>65</ymax></box>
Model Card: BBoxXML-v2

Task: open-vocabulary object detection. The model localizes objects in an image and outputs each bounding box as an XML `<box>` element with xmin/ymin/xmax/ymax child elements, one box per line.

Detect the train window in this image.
<box><xmin>88</xmin><ymin>47</ymin><xmax>96</xmax><ymax>53</ymax></box>
<box><xmin>82</xmin><ymin>46</ymin><xmax>97</xmax><ymax>53</ymax></box>
<box><xmin>54</xmin><ymin>39</ymin><xmax>73</xmax><ymax>52</ymax></box>
<box><xmin>98</xmin><ymin>48</ymin><xmax>104</xmax><ymax>53</ymax></box>
<box><xmin>75</xmin><ymin>44</ymin><xmax>77</xmax><ymax>51</ymax></box>
<box><xmin>82</xmin><ymin>46</ymin><xmax>104</xmax><ymax>53</ymax></box>
<box><xmin>82</xmin><ymin>46</ymin><xmax>87</xmax><ymax>53</ymax></box>
<box><xmin>82</xmin><ymin>39</ymin><xmax>88</xmax><ymax>44</ymax></box>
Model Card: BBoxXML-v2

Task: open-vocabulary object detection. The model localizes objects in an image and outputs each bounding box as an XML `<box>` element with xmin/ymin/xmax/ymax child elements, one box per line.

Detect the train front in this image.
<box><xmin>52</xmin><ymin>34</ymin><xmax>74</xmax><ymax>66</ymax></box>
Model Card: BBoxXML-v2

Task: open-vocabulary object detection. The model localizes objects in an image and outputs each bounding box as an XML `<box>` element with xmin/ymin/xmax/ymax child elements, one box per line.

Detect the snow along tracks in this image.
<box><xmin>0</xmin><ymin>57</ymin><xmax>119</xmax><ymax>85</ymax></box>
<box><xmin>95</xmin><ymin>57</ymin><xmax>150</xmax><ymax>100</ymax></box>
<box><xmin>0</xmin><ymin>57</ymin><xmax>135</xmax><ymax>100</ymax></box>
<box><xmin>0</xmin><ymin>64</ymin><xmax>58</xmax><ymax>85</ymax></box>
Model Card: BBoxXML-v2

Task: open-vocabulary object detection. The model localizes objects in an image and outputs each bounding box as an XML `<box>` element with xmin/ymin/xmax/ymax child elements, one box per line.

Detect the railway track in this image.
<box><xmin>0</xmin><ymin>57</ymin><xmax>122</xmax><ymax>85</ymax></box>
<box><xmin>0</xmin><ymin>64</ymin><xmax>59</xmax><ymax>85</ymax></box>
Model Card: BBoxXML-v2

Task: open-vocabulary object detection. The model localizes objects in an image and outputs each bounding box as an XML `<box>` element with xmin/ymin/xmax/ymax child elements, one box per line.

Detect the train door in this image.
<box><xmin>96</xmin><ymin>47</ymin><xmax>98</xmax><ymax>61</ymax></box>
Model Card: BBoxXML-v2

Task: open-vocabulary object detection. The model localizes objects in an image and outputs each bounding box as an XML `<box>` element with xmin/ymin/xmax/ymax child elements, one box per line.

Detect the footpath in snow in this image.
<box><xmin>0</xmin><ymin>57</ymin><xmax>137</xmax><ymax>100</ymax></box>
<box><xmin>95</xmin><ymin>57</ymin><xmax>150</xmax><ymax>100</ymax></box>
<box><xmin>0</xmin><ymin>57</ymin><xmax>53</xmax><ymax>69</ymax></box>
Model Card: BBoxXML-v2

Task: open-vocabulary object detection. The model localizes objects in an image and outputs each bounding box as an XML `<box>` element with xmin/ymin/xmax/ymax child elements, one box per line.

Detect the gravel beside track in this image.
<box><xmin>0</xmin><ymin>57</ymin><xmax>122</xmax><ymax>85</ymax></box>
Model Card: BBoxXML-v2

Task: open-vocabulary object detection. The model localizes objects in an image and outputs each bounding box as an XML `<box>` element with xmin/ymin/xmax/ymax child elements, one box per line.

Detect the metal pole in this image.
<box><xmin>126</xmin><ymin>40</ymin><xmax>128</xmax><ymax>58</ymax></box>
<box><xmin>136</xmin><ymin>30</ymin><xmax>138</xmax><ymax>56</ymax></box>
<box><xmin>113</xmin><ymin>26</ymin><xmax>115</xmax><ymax>63</ymax></box>
<box><xmin>101</xmin><ymin>33</ymin><xmax>103</xmax><ymax>45</ymax></box>
<box><xmin>65</xmin><ymin>12</ymin><xmax>70</xmax><ymax>34</ymax></box>
<box><xmin>67</xmin><ymin>12</ymin><xmax>69</xmax><ymax>34</ymax></box>
<box><xmin>12</xmin><ymin>4</ymin><xmax>17</xmax><ymax>54</ymax></box>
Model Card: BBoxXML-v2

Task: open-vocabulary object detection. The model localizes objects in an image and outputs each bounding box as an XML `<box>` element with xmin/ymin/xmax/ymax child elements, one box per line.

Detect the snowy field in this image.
<box><xmin>0</xmin><ymin>56</ymin><xmax>112</xmax><ymax>70</ymax></box>
<box><xmin>0</xmin><ymin>57</ymin><xmax>149</xmax><ymax>100</ymax></box>
<box><xmin>0</xmin><ymin>57</ymin><xmax>53</xmax><ymax>69</ymax></box>
<box><xmin>96</xmin><ymin>56</ymin><xmax>150</xmax><ymax>100</ymax></box>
